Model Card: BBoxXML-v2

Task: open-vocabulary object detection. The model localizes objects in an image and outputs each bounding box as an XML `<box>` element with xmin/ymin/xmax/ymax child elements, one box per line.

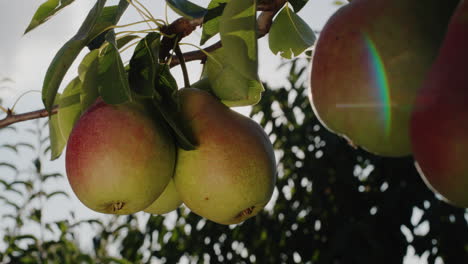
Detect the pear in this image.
<box><xmin>144</xmin><ymin>179</ymin><xmax>182</xmax><ymax>214</ymax></box>
<box><xmin>65</xmin><ymin>98</ymin><xmax>176</xmax><ymax>214</ymax></box>
<box><xmin>174</xmin><ymin>88</ymin><xmax>276</xmax><ymax>225</ymax></box>
<box><xmin>410</xmin><ymin>0</ymin><xmax>468</xmax><ymax>207</ymax></box>
<box><xmin>309</xmin><ymin>0</ymin><xmax>458</xmax><ymax>156</ymax></box>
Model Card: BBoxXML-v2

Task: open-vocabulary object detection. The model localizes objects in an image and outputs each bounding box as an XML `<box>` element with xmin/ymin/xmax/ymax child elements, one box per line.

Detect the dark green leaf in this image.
<box><xmin>0</xmin><ymin>162</ymin><xmax>18</xmax><ymax>173</ymax></box>
<box><xmin>128</xmin><ymin>33</ymin><xmax>161</xmax><ymax>97</ymax></box>
<box><xmin>166</xmin><ymin>0</ymin><xmax>207</xmax><ymax>19</ymax></box>
<box><xmin>79</xmin><ymin>50</ymin><xmax>100</xmax><ymax>112</ymax></box>
<box><xmin>269</xmin><ymin>6</ymin><xmax>316</xmax><ymax>59</ymax></box>
<box><xmin>98</xmin><ymin>31</ymin><xmax>132</xmax><ymax>104</ymax></box>
<box><xmin>42</xmin><ymin>173</ymin><xmax>64</xmax><ymax>182</ymax></box>
<box><xmin>10</xmin><ymin>180</ymin><xmax>34</xmax><ymax>190</ymax></box>
<box><xmin>200</xmin><ymin>0</ymin><xmax>228</xmax><ymax>45</ymax></box>
<box><xmin>153</xmin><ymin>65</ymin><xmax>196</xmax><ymax>150</ymax></box>
<box><xmin>30</xmin><ymin>209</ymin><xmax>42</xmax><ymax>223</ymax></box>
<box><xmin>24</xmin><ymin>0</ymin><xmax>75</xmax><ymax>34</ymax></box>
<box><xmin>47</xmin><ymin>191</ymin><xmax>69</xmax><ymax>199</ymax></box>
<box><xmin>1</xmin><ymin>144</ymin><xmax>18</xmax><ymax>154</ymax></box>
<box><xmin>288</xmin><ymin>0</ymin><xmax>308</xmax><ymax>12</ymax></box>
<box><xmin>87</xmin><ymin>0</ymin><xmax>131</xmax><ymax>50</ymax></box>
<box><xmin>42</xmin><ymin>0</ymin><xmax>107</xmax><ymax>112</ymax></box>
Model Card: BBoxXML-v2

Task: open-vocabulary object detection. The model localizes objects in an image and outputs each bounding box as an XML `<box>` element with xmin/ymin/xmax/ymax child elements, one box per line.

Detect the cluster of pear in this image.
<box><xmin>309</xmin><ymin>0</ymin><xmax>468</xmax><ymax>207</ymax></box>
<box><xmin>65</xmin><ymin>88</ymin><xmax>277</xmax><ymax>225</ymax></box>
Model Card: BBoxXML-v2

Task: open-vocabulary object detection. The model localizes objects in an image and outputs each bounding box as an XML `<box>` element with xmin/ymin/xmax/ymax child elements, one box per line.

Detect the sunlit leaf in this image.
<box><xmin>200</xmin><ymin>0</ymin><xmax>228</xmax><ymax>45</ymax></box>
<box><xmin>207</xmin><ymin>0</ymin><xmax>263</xmax><ymax>106</ymax></box>
<box><xmin>58</xmin><ymin>77</ymin><xmax>82</xmax><ymax>142</ymax></box>
<box><xmin>166</xmin><ymin>0</ymin><xmax>207</xmax><ymax>19</ymax></box>
<box><xmin>269</xmin><ymin>6</ymin><xmax>316</xmax><ymax>59</ymax></box>
<box><xmin>204</xmin><ymin>48</ymin><xmax>264</xmax><ymax>107</ymax></box>
<box><xmin>24</xmin><ymin>0</ymin><xmax>75</xmax><ymax>34</ymax></box>
<box><xmin>49</xmin><ymin>93</ymin><xmax>66</xmax><ymax>160</ymax></box>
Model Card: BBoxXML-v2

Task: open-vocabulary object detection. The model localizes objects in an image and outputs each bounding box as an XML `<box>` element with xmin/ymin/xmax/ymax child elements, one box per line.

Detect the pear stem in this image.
<box><xmin>175</xmin><ymin>44</ymin><xmax>191</xmax><ymax>88</ymax></box>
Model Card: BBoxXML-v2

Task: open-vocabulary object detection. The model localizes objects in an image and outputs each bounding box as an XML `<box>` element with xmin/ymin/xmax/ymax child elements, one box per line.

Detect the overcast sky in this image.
<box><xmin>0</xmin><ymin>1</ymin><xmax>426</xmax><ymax>263</ymax></box>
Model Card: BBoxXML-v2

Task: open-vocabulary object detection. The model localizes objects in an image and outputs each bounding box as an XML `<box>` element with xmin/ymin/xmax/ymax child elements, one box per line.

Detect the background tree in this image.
<box><xmin>1</xmin><ymin>60</ymin><xmax>467</xmax><ymax>263</ymax></box>
<box><xmin>1</xmin><ymin>0</ymin><xmax>467</xmax><ymax>263</ymax></box>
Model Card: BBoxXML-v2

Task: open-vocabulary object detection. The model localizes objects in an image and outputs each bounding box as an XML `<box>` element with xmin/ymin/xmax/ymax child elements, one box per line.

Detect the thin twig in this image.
<box><xmin>0</xmin><ymin>105</ymin><xmax>58</xmax><ymax>129</ymax></box>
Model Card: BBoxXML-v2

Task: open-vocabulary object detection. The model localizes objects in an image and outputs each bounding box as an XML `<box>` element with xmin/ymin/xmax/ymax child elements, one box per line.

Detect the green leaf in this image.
<box><xmin>156</xmin><ymin>64</ymin><xmax>178</xmax><ymax>94</ymax></box>
<box><xmin>79</xmin><ymin>50</ymin><xmax>101</xmax><ymax>112</ymax></box>
<box><xmin>41</xmin><ymin>0</ymin><xmax>107</xmax><ymax>112</ymax></box>
<box><xmin>58</xmin><ymin>77</ymin><xmax>82</xmax><ymax>143</ymax></box>
<box><xmin>97</xmin><ymin>31</ymin><xmax>132</xmax><ymax>104</ymax></box>
<box><xmin>207</xmin><ymin>0</ymin><xmax>263</xmax><ymax>106</ymax></box>
<box><xmin>128</xmin><ymin>33</ymin><xmax>161</xmax><ymax>97</ymax></box>
<box><xmin>87</xmin><ymin>0</ymin><xmax>131</xmax><ymax>50</ymax></box>
<box><xmin>269</xmin><ymin>6</ymin><xmax>316</xmax><ymax>59</ymax></box>
<box><xmin>0</xmin><ymin>162</ymin><xmax>18</xmax><ymax>173</ymax></box>
<box><xmin>41</xmin><ymin>0</ymin><xmax>131</xmax><ymax>112</ymax></box>
<box><xmin>47</xmin><ymin>191</ymin><xmax>69</xmax><ymax>199</ymax></box>
<box><xmin>288</xmin><ymin>0</ymin><xmax>309</xmax><ymax>12</ymax></box>
<box><xmin>49</xmin><ymin>93</ymin><xmax>66</xmax><ymax>160</ymax></box>
<box><xmin>205</xmin><ymin>48</ymin><xmax>264</xmax><ymax>107</ymax></box>
<box><xmin>166</xmin><ymin>0</ymin><xmax>207</xmax><ymax>19</ymax></box>
<box><xmin>200</xmin><ymin>0</ymin><xmax>228</xmax><ymax>45</ymax></box>
<box><xmin>153</xmin><ymin>66</ymin><xmax>196</xmax><ymax>150</ymax></box>
<box><xmin>24</xmin><ymin>0</ymin><xmax>75</xmax><ymax>34</ymax></box>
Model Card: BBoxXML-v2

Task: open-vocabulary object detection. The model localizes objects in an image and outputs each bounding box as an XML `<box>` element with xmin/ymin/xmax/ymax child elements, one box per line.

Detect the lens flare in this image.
<box><xmin>363</xmin><ymin>33</ymin><xmax>392</xmax><ymax>137</ymax></box>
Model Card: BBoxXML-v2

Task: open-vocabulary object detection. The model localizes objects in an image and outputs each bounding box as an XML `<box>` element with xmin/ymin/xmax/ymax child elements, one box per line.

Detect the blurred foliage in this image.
<box><xmin>1</xmin><ymin>59</ymin><xmax>467</xmax><ymax>263</ymax></box>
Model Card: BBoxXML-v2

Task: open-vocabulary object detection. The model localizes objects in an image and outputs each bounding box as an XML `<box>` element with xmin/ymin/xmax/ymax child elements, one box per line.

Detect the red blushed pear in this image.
<box><xmin>174</xmin><ymin>88</ymin><xmax>276</xmax><ymax>225</ymax></box>
<box><xmin>66</xmin><ymin>98</ymin><xmax>176</xmax><ymax>214</ymax></box>
<box><xmin>144</xmin><ymin>179</ymin><xmax>182</xmax><ymax>214</ymax></box>
<box><xmin>309</xmin><ymin>0</ymin><xmax>458</xmax><ymax>157</ymax></box>
<box><xmin>411</xmin><ymin>0</ymin><xmax>468</xmax><ymax>208</ymax></box>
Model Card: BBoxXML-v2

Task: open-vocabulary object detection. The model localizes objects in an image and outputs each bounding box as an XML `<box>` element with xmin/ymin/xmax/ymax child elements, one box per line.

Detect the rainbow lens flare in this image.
<box><xmin>363</xmin><ymin>33</ymin><xmax>392</xmax><ymax>137</ymax></box>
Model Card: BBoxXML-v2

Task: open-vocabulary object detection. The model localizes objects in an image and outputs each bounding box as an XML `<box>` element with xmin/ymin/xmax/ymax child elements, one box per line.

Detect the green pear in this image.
<box><xmin>66</xmin><ymin>98</ymin><xmax>176</xmax><ymax>214</ymax></box>
<box><xmin>309</xmin><ymin>0</ymin><xmax>458</xmax><ymax>156</ymax></box>
<box><xmin>411</xmin><ymin>0</ymin><xmax>468</xmax><ymax>207</ymax></box>
<box><xmin>144</xmin><ymin>179</ymin><xmax>182</xmax><ymax>214</ymax></box>
<box><xmin>174</xmin><ymin>88</ymin><xmax>276</xmax><ymax>225</ymax></box>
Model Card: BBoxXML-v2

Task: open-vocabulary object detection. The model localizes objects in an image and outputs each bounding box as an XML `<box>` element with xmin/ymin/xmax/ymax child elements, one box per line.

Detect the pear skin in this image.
<box><xmin>144</xmin><ymin>179</ymin><xmax>182</xmax><ymax>214</ymax></box>
<box><xmin>174</xmin><ymin>88</ymin><xmax>276</xmax><ymax>225</ymax></box>
<box><xmin>66</xmin><ymin>99</ymin><xmax>176</xmax><ymax>214</ymax></box>
<box><xmin>309</xmin><ymin>0</ymin><xmax>458</xmax><ymax>156</ymax></box>
<box><xmin>411</xmin><ymin>0</ymin><xmax>468</xmax><ymax>207</ymax></box>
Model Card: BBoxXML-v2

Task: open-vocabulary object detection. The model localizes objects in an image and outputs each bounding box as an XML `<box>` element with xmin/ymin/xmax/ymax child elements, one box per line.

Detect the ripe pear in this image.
<box><xmin>65</xmin><ymin>98</ymin><xmax>176</xmax><ymax>214</ymax></box>
<box><xmin>410</xmin><ymin>0</ymin><xmax>468</xmax><ymax>208</ymax></box>
<box><xmin>144</xmin><ymin>179</ymin><xmax>182</xmax><ymax>214</ymax></box>
<box><xmin>309</xmin><ymin>0</ymin><xmax>458</xmax><ymax>156</ymax></box>
<box><xmin>174</xmin><ymin>88</ymin><xmax>276</xmax><ymax>225</ymax></box>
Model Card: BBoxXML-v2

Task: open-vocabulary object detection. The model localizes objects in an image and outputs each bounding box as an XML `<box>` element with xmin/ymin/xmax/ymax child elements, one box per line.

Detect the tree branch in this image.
<box><xmin>0</xmin><ymin>106</ymin><xmax>58</xmax><ymax>129</ymax></box>
<box><xmin>168</xmin><ymin>0</ymin><xmax>287</xmax><ymax>67</ymax></box>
